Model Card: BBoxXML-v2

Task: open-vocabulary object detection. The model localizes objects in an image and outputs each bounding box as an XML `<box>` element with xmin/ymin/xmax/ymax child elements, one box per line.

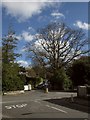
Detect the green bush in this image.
<box><xmin>67</xmin><ymin>58</ymin><xmax>90</xmax><ymax>87</ymax></box>
<box><xmin>50</xmin><ymin>68</ymin><xmax>72</xmax><ymax>90</ymax></box>
<box><xmin>27</xmin><ymin>77</ymin><xmax>44</xmax><ymax>89</ymax></box>
<box><xmin>63</xmin><ymin>77</ymin><xmax>72</xmax><ymax>90</ymax></box>
<box><xmin>2</xmin><ymin>63</ymin><xmax>24</xmax><ymax>91</ymax></box>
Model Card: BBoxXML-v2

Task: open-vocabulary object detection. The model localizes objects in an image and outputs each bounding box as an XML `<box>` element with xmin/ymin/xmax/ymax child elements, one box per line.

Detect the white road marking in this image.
<box><xmin>34</xmin><ymin>100</ymin><xmax>67</xmax><ymax>114</ymax></box>
<box><xmin>16</xmin><ymin>104</ymin><xmax>27</xmax><ymax>108</ymax></box>
<box><xmin>5</xmin><ymin>106</ymin><xmax>12</xmax><ymax>109</ymax></box>
<box><xmin>46</xmin><ymin>105</ymin><xmax>67</xmax><ymax>114</ymax></box>
<box><xmin>5</xmin><ymin>104</ymin><xmax>27</xmax><ymax>109</ymax></box>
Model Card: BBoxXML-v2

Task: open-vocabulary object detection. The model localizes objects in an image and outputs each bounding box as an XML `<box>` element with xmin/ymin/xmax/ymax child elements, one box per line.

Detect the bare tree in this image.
<box><xmin>26</xmin><ymin>22</ymin><xmax>89</xmax><ymax>74</ymax></box>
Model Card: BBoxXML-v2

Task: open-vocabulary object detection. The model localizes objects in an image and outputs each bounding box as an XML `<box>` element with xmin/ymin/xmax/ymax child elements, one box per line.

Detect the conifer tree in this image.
<box><xmin>2</xmin><ymin>26</ymin><xmax>24</xmax><ymax>91</ymax></box>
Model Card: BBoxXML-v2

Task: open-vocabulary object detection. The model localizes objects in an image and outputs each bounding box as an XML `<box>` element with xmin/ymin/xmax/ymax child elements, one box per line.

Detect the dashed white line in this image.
<box><xmin>46</xmin><ymin>105</ymin><xmax>67</xmax><ymax>114</ymax></box>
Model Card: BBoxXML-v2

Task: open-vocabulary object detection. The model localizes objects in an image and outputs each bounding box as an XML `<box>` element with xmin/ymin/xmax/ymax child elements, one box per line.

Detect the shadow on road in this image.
<box><xmin>22</xmin><ymin>113</ymin><xmax>33</xmax><ymax>115</ymax></box>
<box><xmin>44</xmin><ymin>97</ymin><xmax>89</xmax><ymax>113</ymax></box>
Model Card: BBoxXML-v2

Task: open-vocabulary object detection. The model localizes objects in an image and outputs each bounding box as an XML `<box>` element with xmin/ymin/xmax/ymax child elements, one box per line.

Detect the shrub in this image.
<box><xmin>27</xmin><ymin>77</ymin><xmax>44</xmax><ymax>89</ymax></box>
<box><xmin>63</xmin><ymin>77</ymin><xmax>72</xmax><ymax>90</ymax></box>
<box><xmin>2</xmin><ymin>63</ymin><xmax>24</xmax><ymax>91</ymax></box>
<box><xmin>67</xmin><ymin>58</ymin><xmax>90</xmax><ymax>87</ymax></box>
<box><xmin>50</xmin><ymin>68</ymin><xmax>72</xmax><ymax>90</ymax></box>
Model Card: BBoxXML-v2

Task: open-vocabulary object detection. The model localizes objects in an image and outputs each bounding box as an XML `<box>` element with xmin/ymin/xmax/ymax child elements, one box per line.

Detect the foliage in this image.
<box><xmin>35</xmin><ymin>77</ymin><xmax>44</xmax><ymax>86</ymax></box>
<box><xmin>0</xmin><ymin>47</ymin><xmax>2</xmax><ymax>91</ymax></box>
<box><xmin>63</xmin><ymin>77</ymin><xmax>72</xmax><ymax>90</ymax></box>
<box><xmin>31</xmin><ymin>63</ymin><xmax>46</xmax><ymax>78</ymax></box>
<box><xmin>2</xmin><ymin>27</ymin><xmax>23</xmax><ymax>91</ymax></box>
<box><xmin>26</xmin><ymin>67</ymin><xmax>36</xmax><ymax>77</ymax></box>
<box><xmin>27</xmin><ymin>77</ymin><xmax>44</xmax><ymax>89</ymax></box>
<box><xmin>50</xmin><ymin>68</ymin><xmax>72</xmax><ymax>90</ymax></box>
<box><xmin>2</xmin><ymin>27</ymin><xmax>21</xmax><ymax>64</ymax></box>
<box><xmin>2</xmin><ymin>63</ymin><xmax>24</xmax><ymax>91</ymax></box>
<box><xmin>19</xmin><ymin>66</ymin><xmax>26</xmax><ymax>84</ymax></box>
<box><xmin>26</xmin><ymin>22</ymin><xmax>89</xmax><ymax>90</ymax></box>
<box><xmin>67</xmin><ymin>56</ymin><xmax>90</xmax><ymax>87</ymax></box>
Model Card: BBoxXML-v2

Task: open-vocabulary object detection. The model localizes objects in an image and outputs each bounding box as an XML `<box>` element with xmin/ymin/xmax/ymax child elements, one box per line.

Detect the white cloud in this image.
<box><xmin>22</xmin><ymin>31</ymin><xmax>34</xmax><ymax>41</ymax></box>
<box><xmin>51</xmin><ymin>11</ymin><xmax>65</xmax><ymax>19</ymax></box>
<box><xmin>17</xmin><ymin>60</ymin><xmax>29</xmax><ymax>67</ymax></box>
<box><xmin>15</xmin><ymin>30</ymin><xmax>35</xmax><ymax>41</ymax></box>
<box><xmin>2</xmin><ymin>1</ymin><xmax>54</xmax><ymax>22</ymax></box>
<box><xmin>74</xmin><ymin>21</ymin><xmax>90</xmax><ymax>30</ymax></box>
<box><xmin>28</xmin><ymin>27</ymin><xmax>35</xmax><ymax>32</ymax></box>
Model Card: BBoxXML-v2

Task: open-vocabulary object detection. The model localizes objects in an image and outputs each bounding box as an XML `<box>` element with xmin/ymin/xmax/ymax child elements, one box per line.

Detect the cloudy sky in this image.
<box><xmin>2</xmin><ymin>1</ymin><xmax>88</xmax><ymax>67</ymax></box>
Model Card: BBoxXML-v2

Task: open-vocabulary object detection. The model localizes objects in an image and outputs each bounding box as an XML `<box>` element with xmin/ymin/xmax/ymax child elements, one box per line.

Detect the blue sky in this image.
<box><xmin>2</xmin><ymin>2</ymin><xmax>89</xmax><ymax>67</ymax></box>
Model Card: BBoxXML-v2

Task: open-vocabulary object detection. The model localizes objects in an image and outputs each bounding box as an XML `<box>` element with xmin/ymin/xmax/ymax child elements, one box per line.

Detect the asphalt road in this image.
<box><xmin>2</xmin><ymin>90</ymin><xmax>89</xmax><ymax>119</ymax></box>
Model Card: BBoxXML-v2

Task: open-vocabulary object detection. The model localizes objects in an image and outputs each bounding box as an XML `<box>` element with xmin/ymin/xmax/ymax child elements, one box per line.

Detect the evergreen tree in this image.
<box><xmin>2</xmin><ymin>26</ymin><xmax>20</xmax><ymax>64</ymax></box>
<box><xmin>2</xmin><ymin>26</ymin><xmax>24</xmax><ymax>91</ymax></box>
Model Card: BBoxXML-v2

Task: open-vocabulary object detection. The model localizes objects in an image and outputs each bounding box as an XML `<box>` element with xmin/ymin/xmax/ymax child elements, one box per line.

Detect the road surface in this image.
<box><xmin>2</xmin><ymin>90</ymin><xmax>89</xmax><ymax>119</ymax></box>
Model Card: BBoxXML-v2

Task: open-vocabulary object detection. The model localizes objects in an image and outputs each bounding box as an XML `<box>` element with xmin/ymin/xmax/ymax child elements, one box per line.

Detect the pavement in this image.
<box><xmin>67</xmin><ymin>96</ymin><xmax>89</xmax><ymax>107</ymax></box>
<box><xmin>1</xmin><ymin>90</ymin><xmax>89</xmax><ymax>119</ymax></box>
<box><xmin>45</xmin><ymin>97</ymin><xmax>89</xmax><ymax>114</ymax></box>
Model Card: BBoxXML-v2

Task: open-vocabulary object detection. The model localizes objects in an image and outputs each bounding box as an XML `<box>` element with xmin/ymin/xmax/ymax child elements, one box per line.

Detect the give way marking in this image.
<box><xmin>5</xmin><ymin>103</ymin><xmax>27</xmax><ymax>110</ymax></box>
